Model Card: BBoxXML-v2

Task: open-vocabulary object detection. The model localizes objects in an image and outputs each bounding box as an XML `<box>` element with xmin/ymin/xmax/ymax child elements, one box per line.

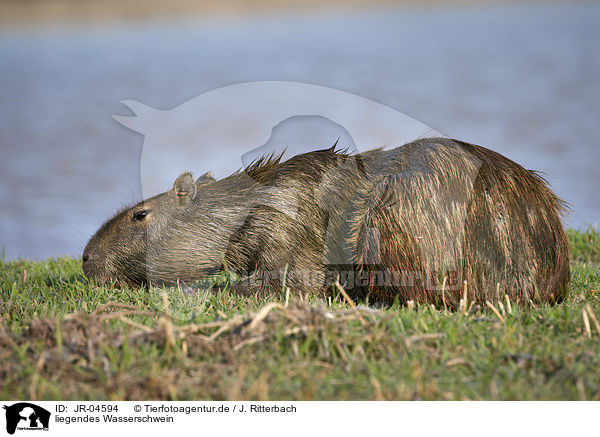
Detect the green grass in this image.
<box><xmin>1</xmin><ymin>228</ymin><xmax>599</xmax><ymax>400</ymax></box>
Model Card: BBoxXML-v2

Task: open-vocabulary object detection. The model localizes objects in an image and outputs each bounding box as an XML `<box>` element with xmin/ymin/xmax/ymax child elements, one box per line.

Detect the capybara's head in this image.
<box><xmin>82</xmin><ymin>171</ymin><xmax>215</xmax><ymax>286</ymax></box>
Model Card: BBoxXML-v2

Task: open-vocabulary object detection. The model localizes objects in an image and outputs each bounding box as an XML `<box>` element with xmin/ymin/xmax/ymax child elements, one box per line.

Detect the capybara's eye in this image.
<box><xmin>132</xmin><ymin>210</ymin><xmax>151</xmax><ymax>221</ymax></box>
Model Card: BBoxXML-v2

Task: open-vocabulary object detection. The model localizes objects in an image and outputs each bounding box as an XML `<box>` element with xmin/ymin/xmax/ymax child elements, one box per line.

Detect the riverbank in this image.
<box><xmin>0</xmin><ymin>0</ymin><xmax>569</xmax><ymax>28</ymax></box>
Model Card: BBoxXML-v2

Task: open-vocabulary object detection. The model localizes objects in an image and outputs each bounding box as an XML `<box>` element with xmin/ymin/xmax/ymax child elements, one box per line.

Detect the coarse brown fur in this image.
<box><xmin>83</xmin><ymin>138</ymin><xmax>569</xmax><ymax>307</ymax></box>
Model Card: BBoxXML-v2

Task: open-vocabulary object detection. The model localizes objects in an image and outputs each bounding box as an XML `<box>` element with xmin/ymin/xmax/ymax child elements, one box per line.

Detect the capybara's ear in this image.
<box><xmin>196</xmin><ymin>171</ymin><xmax>216</xmax><ymax>185</ymax></box>
<box><xmin>173</xmin><ymin>172</ymin><xmax>197</xmax><ymax>205</ymax></box>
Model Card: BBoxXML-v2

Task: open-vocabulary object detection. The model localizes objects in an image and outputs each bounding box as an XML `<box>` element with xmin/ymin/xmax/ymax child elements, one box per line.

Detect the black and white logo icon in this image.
<box><xmin>3</xmin><ymin>403</ymin><xmax>50</xmax><ymax>435</ymax></box>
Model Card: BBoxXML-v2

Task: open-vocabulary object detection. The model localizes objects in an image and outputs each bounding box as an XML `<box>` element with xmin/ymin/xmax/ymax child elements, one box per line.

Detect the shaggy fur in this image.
<box><xmin>83</xmin><ymin>138</ymin><xmax>569</xmax><ymax>306</ymax></box>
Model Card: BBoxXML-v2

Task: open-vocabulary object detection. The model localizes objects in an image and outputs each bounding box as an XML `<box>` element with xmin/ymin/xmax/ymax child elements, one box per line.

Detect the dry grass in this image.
<box><xmin>1</xmin><ymin>227</ymin><xmax>599</xmax><ymax>400</ymax></box>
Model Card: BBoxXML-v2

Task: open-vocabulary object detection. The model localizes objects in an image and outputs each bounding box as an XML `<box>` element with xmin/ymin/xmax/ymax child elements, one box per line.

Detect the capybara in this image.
<box><xmin>82</xmin><ymin>138</ymin><xmax>569</xmax><ymax>307</ymax></box>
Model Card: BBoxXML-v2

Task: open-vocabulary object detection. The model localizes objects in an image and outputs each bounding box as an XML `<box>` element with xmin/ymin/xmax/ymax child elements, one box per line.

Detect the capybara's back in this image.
<box><xmin>460</xmin><ymin>140</ymin><xmax>569</xmax><ymax>305</ymax></box>
<box><xmin>348</xmin><ymin>138</ymin><xmax>569</xmax><ymax>306</ymax></box>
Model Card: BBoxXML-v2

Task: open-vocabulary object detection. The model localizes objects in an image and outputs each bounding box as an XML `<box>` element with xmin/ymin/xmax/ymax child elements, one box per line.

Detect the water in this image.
<box><xmin>0</xmin><ymin>1</ymin><xmax>598</xmax><ymax>260</ymax></box>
